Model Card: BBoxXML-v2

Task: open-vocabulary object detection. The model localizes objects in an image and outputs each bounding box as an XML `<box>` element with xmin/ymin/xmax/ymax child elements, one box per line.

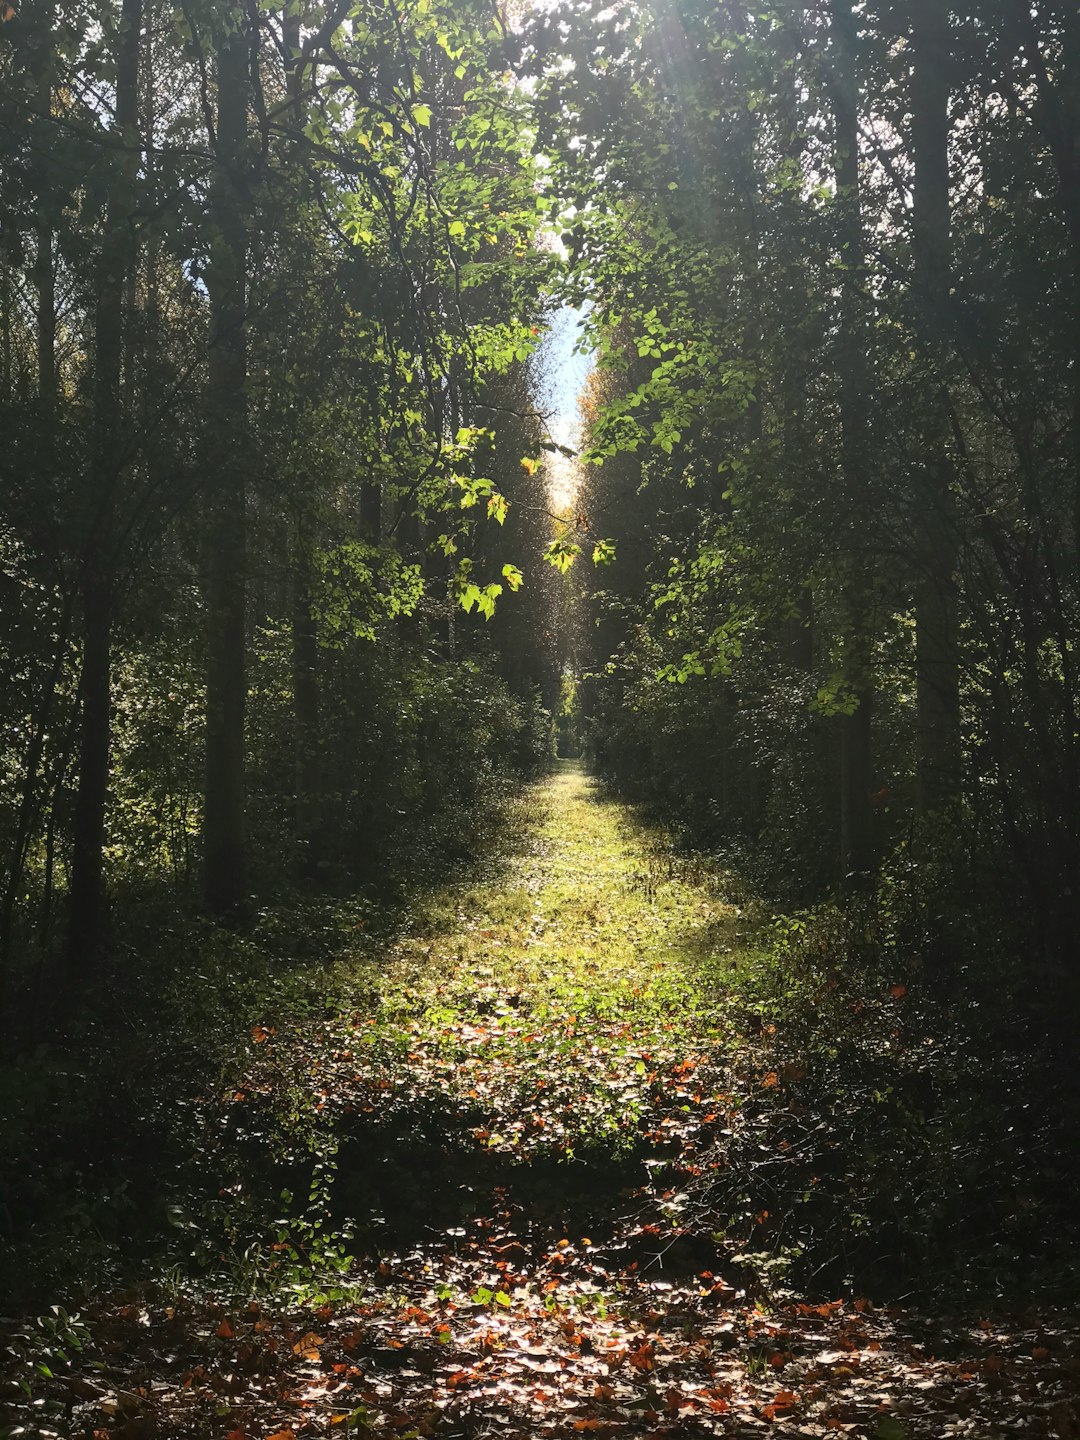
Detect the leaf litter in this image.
<box><xmin>3</xmin><ymin>765</ymin><xmax>1079</xmax><ymax>1439</ymax></box>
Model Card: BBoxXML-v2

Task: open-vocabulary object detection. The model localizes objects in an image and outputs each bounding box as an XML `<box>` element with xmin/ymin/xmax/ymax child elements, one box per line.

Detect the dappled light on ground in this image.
<box><xmin>4</xmin><ymin>767</ymin><xmax>1078</xmax><ymax>1439</ymax></box>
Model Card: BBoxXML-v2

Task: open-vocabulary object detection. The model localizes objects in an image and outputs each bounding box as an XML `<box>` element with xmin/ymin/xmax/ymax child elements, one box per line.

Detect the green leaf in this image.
<box><xmin>411</xmin><ymin>103</ymin><xmax>432</xmax><ymax>128</ymax></box>
<box><xmin>544</xmin><ymin>537</ymin><xmax>581</xmax><ymax>574</ymax></box>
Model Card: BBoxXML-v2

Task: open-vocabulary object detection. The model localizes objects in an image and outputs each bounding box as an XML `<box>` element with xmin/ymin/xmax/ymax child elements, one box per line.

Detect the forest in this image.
<box><xmin>2</xmin><ymin>0</ymin><xmax>1080</xmax><ymax>1435</ymax></box>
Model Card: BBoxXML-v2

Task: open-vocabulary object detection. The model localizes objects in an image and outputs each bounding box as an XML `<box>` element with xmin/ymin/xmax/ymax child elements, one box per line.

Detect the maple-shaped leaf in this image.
<box><xmin>627</xmin><ymin>1340</ymin><xmax>655</xmax><ymax>1372</ymax></box>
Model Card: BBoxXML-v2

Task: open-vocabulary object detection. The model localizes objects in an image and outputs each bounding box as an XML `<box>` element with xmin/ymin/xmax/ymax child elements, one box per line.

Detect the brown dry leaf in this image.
<box><xmin>627</xmin><ymin>1341</ymin><xmax>655</xmax><ymax>1372</ymax></box>
<box><xmin>292</xmin><ymin>1331</ymin><xmax>324</xmax><ymax>1360</ymax></box>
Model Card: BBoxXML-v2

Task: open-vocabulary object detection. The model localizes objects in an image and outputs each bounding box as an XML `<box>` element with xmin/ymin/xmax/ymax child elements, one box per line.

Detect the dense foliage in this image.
<box><xmin>3</xmin><ymin>2</ymin><xmax>1080</xmax><ymax>1436</ymax></box>
<box><xmin>529</xmin><ymin>1</ymin><xmax>1080</xmax><ymax>1006</ymax></box>
<box><xmin>0</xmin><ymin>0</ymin><xmax>562</xmax><ymax>1012</ymax></box>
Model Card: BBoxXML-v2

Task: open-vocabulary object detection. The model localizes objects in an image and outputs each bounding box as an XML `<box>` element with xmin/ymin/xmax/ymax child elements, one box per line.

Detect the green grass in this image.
<box><xmin>6</xmin><ymin>765</ymin><xmax>1079</xmax><ymax>1440</ymax></box>
<box><xmin>321</xmin><ymin>761</ymin><xmax>745</xmax><ymax>1165</ymax></box>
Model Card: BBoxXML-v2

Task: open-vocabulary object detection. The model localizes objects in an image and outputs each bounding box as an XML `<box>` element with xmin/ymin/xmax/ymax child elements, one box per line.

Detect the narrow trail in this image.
<box><xmin>23</xmin><ymin>766</ymin><xmax>1080</xmax><ymax>1438</ymax></box>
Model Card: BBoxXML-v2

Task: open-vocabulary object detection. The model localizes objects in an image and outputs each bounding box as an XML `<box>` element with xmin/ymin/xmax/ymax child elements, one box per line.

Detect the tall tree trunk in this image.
<box><xmin>281</xmin><ymin>4</ymin><xmax>326</xmax><ymax>874</ymax></box>
<box><xmin>203</xmin><ymin>11</ymin><xmax>251</xmax><ymax>917</ymax></box>
<box><xmin>1</xmin><ymin>255</ymin><xmax>11</xmax><ymax>392</ymax></box>
<box><xmin>910</xmin><ymin>0</ymin><xmax>961</xmax><ymax>812</ymax></box>
<box><xmin>67</xmin><ymin>573</ymin><xmax>113</xmax><ymax>961</ymax></box>
<box><xmin>292</xmin><ymin>522</ymin><xmax>322</xmax><ymax>875</ymax></box>
<box><xmin>1009</xmin><ymin>4</ymin><xmax>1080</xmax><ymax>568</ymax></box>
<box><xmin>1064</xmin><ymin>10</ymin><xmax>1080</xmax><ymax>568</ymax></box>
<box><xmin>67</xmin><ymin>0</ymin><xmax>142</xmax><ymax>968</ymax></box>
<box><xmin>829</xmin><ymin>0</ymin><xmax>875</xmax><ymax>880</ymax></box>
<box><xmin>360</xmin><ymin>479</ymin><xmax>381</xmax><ymax>541</ymax></box>
<box><xmin>31</xmin><ymin>1</ymin><xmax>57</xmax><ymax>415</ymax></box>
<box><xmin>33</xmin><ymin>225</ymin><xmax>55</xmax><ymax>413</ymax></box>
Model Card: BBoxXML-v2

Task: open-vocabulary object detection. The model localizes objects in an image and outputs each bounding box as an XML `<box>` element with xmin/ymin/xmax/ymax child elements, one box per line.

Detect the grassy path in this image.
<box><xmin>6</xmin><ymin>765</ymin><xmax>1078</xmax><ymax>1438</ymax></box>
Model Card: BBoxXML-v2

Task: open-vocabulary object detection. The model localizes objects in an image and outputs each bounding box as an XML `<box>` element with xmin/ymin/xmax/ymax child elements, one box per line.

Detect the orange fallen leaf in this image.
<box><xmin>628</xmin><ymin>1340</ymin><xmax>655</xmax><ymax>1372</ymax></box>
<box><xmin>292</xmin><ymin>1331</ymin><xmax>323</xmax><ymax>1360</ymax></box>
<box><xmin>762</xmin><ymin>1389</ymin><xmax>800</xmax><ymax>1420</ymax></box>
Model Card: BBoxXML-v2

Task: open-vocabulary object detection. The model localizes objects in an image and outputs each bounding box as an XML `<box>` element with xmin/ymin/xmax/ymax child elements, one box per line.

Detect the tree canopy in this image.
<box><xmin>3</xmin><ymin>1</ymin><xmax>1080</xmax><ymax>1434</ymax></box>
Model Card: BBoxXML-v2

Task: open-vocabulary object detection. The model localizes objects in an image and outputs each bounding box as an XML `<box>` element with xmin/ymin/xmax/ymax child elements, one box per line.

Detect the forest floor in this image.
<box><xmin>4</xmin><ymin>762</ymin><xmax>1080</xmax><ymax>1439</ymax></box>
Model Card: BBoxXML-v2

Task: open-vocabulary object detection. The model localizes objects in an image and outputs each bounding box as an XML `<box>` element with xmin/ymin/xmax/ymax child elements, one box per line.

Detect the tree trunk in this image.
<box><xmin>360</xmin><ymin>479</ymin><xmax>381</xmax><ymax>541</ymax></box>
<box><xmin>1</xmin><ymin>255</ymin><xmax>11</xmax><ymax>392</ymax></box>
<box><xmin>281</xmin><ymin>5</ymin><xmax>325</xmax><ymax>876</ymax></box>
<box><xmin>839</xmin><ymin>628</ymin><xmax>874</xmax><ymax>879</ymax></box>
<box><xmin>31</xmin><ymin>2</ymin><xmax>56</xmax><ymax>415</ymax></box>
<box><xmin>910</xmin><ymin>0</ymin><xmax>961</xmax><ymax>812</ymax></box>
<box><xmin>830</xmin><ymin>0</ymin><xmax>876</xmax><ymax>880</ymax></box>
<box><xmin>66</xmin><ymin>0</ymin><xmax>142</xmax><ymax>968</ymax></box>
<box><xmin>292</xmin><ymin>527</ymin><xmax>323</xmax><ymax>876</ymax></box>
<box><xmin>203</xmin><ymin>12</ymin><xmax>251</xmax><ymax>917</ymax></box>
<box><xmin>67</xmin><ymin>572</ymin><xmax>112</xmax><ymax>961</ymax></box>
<box><xmin>1006</xmin><ymin>2</ymin><xmax>1080</xmax><ymax>553</ymax></box>
<box><xmin>33</xmin><ymin>225</ymin><xmax>55</xmax><ymax>413</ymax></box>
<box><xmin>1064</xmin><ymin>11</ymin><xmax>1080</xmax><ymax>565</ymax></box>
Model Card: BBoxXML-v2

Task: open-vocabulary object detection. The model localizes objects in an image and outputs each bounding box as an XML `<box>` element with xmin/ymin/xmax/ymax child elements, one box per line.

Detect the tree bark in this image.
<box><xmin>910</xmin><ymin>0</ymin><xmax>961</xmax><ymax>813</ymax></box>
<box><xmin>292</xmin><ymin>524</ymin><xmax>323</xmax><ymax>875</ymax></box>
<box><xmin>203</xmin><ymin>12</ymin><xmax>251</xmax><ymax>917</ymax></box>
<box><xmin>66</xmin><ymin>0</ymin><xmax>142</xmax><ymax>968</ymax></box>
<box><xmin>829</xmin><ymin>0</ymin><xmax>876</xmax><ymax>880</ymax></box>
<box><xmin>33</xmin><ymin>225</ymin><xmax>55</xmax><ymax>414</ymax></box>
<box><xmin>31</xmin><ymin>0</ymin><xmax>57</xmax><ymax>414</ymax></box>
<box><xmin>1009</xmin><ymin>3</ymin><xmax>1080</xmax><ymax>561</ymax></box>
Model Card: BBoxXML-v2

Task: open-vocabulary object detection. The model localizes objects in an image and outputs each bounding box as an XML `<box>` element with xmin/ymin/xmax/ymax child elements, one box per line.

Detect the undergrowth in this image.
<box><xmin>0</xmin><ymin>782</ymin><xmax>542</xmax><ymax>1309</ymax></box>
<box><xmin>3</xmin><ymin>765</ymin><xmax>1079</xmax><ymax>1440</ymax></box>
<box><xmin>3</xmin><ymin>763</ymin><xmax>1076</xmax><ymax>1321</ymax></box>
